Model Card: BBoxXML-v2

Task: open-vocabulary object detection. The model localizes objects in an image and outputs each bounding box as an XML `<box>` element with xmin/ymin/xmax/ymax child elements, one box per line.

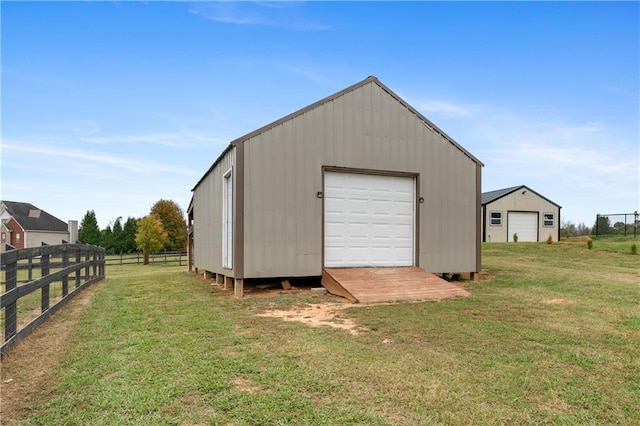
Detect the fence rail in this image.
<box><xmin>104</xmin><ymin>250</ymin><xmax>187</xmax><ymax>266</ymax></box>
<box><xmin>0</xmin><ymin>244</ymin><xmax>105</xmax><ymax>357</ymax></box>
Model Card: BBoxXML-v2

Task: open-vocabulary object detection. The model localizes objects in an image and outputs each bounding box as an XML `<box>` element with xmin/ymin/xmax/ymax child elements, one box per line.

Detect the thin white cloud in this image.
<box><xmin>413</xmin><ymin>100</ymin><xmax>473</xmax><ymax>118</ymax></box>
<box><xmin>3</xmin><ymin>142</ymin><xmax>194</xmax><ymax>176</ymax></box>
<box><xmin>277</xmin><ymin>64</ymin><xmax>332</xmax><ymax>84</ymax></box>
<box><xmin>79</xmin><ymin>132</ymin><xmax>227</xmax><ymax>148</ymax></box>
<box><xmin>67</xmin><ymin>119</ymin><xmax>102</xmax><ymax>136</ymax></box>
<box><xmin>188</xmin><ymin>2</ymin><xmax>331</xmax><ymax>31</ymax></box>
<box><xmin>412</xmin><ymin>97</ymin><xmax>639</xmax><ymax>223</ymax></box>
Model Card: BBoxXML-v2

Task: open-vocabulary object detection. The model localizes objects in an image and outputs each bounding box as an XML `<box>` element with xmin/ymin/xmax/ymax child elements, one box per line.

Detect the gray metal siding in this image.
<box><xmin>193</xmin><ymin>147</ymin><xmax>235</xmax><ymax>275</ymax></box>
<box><xmin>242</xmin><ymin>81</ymin><xmax>478</xmax><ymax>277</ymax></box>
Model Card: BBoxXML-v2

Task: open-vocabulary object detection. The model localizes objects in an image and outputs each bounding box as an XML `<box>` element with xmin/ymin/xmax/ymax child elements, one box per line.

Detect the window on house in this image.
<box><xmin>16</xmin><ymin>233</ymin><xmax>21</xmax><ymax>242</ymax></box>
<box><xmin>1</xmin><ymin>233</ymin><xmax>5</xmax><ymax>242</ymax></box>
<box><xmin>543</xmin><ymin>213</ymin><xmax>555</xmax><ymax>227</ymax></box>
<box><xmin>490</xmin><ymin>211</ymin><xmax>502</xmax><ymax>226</ymax></box>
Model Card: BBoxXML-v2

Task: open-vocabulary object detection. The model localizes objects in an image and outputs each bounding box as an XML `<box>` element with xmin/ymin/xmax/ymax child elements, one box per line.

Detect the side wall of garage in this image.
<box><xmin>192</xmin><ymin>147</ymin><xmax>236</xmax><ymax>276</ymax></box>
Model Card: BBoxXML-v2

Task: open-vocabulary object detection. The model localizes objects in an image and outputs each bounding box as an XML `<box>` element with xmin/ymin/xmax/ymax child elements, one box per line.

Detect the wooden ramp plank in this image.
<box><xmin>321</xmin><ymin>267</ymin><xmax>470</xmax><ymax>304</ymax></box>
<box><xmin>321</xmin><ymin>270</ymin><xmax>357</xmax><ymax>302</ymax></box>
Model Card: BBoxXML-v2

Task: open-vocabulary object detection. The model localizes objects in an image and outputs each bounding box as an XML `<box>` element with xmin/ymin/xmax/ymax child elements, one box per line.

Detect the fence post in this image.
<box><xmin>27</xmin><ymin>257</ymin><xmax>33</xmax><ymax>282</ymax></box>
<box><xmin>179</xmin><ymin>250</ymin><xmax>182</xmax><ymax>266</ymax></box>
<box><xmin>137</xmin><ymin>252</ymin><xmax>140</xmax><ymax>265</ymax></box>
<box><xmin>164</xmin><ymin>249</ymin><xmax>167</xmax><ymax>264</ymax></box>
<box><xmin>62</xmin><ymin>249</ymin><xmax>69</xmax><ymax>297</ymax></box>
<box><xmin>100</xmin><ymin>251</ymin><xmax>105</xmax><ymax>278</ymax></box>
<box><xmin>595</xmin><ymin>214</ymin><xmax>599</xmax><ymax>237</ymax></box>
<box><xmin>85</xmin><ymin>251</ymin><xmax>90</xmax><ymax>281</ymax></box>
<box><xmin>76</xmin><ymin>251</ymin><xmax>81</xmax><ymax>288</ymax></box>
<box><xmin>41</xmin><ymin>252</ymin><xmax>50</xmax><ymax>312</ymax></box>
<box><xmin>120</xmin><ymin>253</ymin><xmax>123</xmax><ymax>266</ymax></box>
<box><xmin>4</xmin><ymin>256</ymin><xmax>18</xmax><ymax>342</ymax></box>
<box><xmin>92</xmin><ymin>251</ymin><xmax>98</xmax><ymax>278</ymax></box>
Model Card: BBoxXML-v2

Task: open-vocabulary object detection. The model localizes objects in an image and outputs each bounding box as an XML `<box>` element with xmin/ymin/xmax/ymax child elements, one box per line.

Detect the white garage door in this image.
<box><xmin>324</xmin><ymin>171</ymin><xmax>415</xmax><ymax>267</ymax></box>
<box><xmin>507</xmin><ymin>212</ymin><xmax>538</xmax><ymax>242</ymax></box>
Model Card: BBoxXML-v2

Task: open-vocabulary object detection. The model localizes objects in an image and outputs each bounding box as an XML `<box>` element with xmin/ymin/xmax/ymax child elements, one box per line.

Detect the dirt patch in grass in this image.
<box><xmin>255</xmin><ymin>303</ymin><xmax>368</xmax><ymax>335</ymax></box>
<box><xmin>543</xmin><ymin>298</ymin><xmax>576</xmax><ymax>306</ymax></box>
<box><xmin>560</xmin><ymin>236</ymin><xmax>592</xmax><ymax>242</ymax></box>
<box><xmin>477</xmin><ymin>268</ymin><xmax>497</xmax><ymax>282</ymax></box>
<box><xmin>233</xmin><ymin>376</ymin><xmax>271</xmax><ymax>394</ymax></box>
<box><xmin>219</xmin><ymin>272</ymin><xmax>497</xmax><ymax>335</ymax></box>
<box><xmin>0</xmin><ymin>283</ymin><xmax>101</xmax><ymax>423</ymax></box>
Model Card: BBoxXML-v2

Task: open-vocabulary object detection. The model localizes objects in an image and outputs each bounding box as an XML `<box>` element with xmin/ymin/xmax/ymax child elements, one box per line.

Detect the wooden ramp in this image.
<box><xmin>321</xmin><ymin>267</ymin><xmax>470</xmax><ymax>304</ymax></box>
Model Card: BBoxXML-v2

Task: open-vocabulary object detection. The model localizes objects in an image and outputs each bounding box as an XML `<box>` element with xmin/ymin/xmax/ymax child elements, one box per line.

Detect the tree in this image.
<box><xmin>593</xmin><ymin>215</ymin><xmax>612</xmax><ymax>236</ymax></box>
<box><xmin>613</xmin><ymin>221</ymin><xmax>626</xmax><ymax>235</ymax></box>
<box><xmin>135</xmin><ymin>215</ymin><xmax>167</xmax><ymax>264</ymax></box>
<box><xmin>112</xmin><ymin>217</ymin><xmax>123</xmax><ymax>254</ymax></box>
<box><xmin>575</xmin><ymin>222</ymin><xmax>591</xmax><ymax>236</ymax></box>
<box><xmin>150</xmin><ymin>199</ymin><xmax>187</xmax><ymax>251</ymax></box>
<box><xmin>101</xmin><ymin>225</ymin><xmax>114</xmax><ymax>254</ymax></box>
<box><xmin>560</xmin><ymin>219</ymin><xmax>577</xmax><ymax>238</ymax></box>
<box><xmin>560</xmin><ymin>220</ymin><xmax>591</xmax><ymax>238</ymax></box>
<box><xmin>122</xmin><ymin>217</ymin><xmax>138</xmax><ymax>253</ymax></box>
<box><xmin>78</xmin><ymin>210</ymin><xmax>101</xmax><ymax>245</ymax></box>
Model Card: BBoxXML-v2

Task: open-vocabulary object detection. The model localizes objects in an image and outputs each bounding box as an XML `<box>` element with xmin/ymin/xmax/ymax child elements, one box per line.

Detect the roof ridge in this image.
<box><xmin>1</xmin><ymin>200</ymin><xmax>69</xmax><ymax>232</ymax></box>
<box><xmin>193</xmin><ymin>76</ymin><xmax>482</xmax><ymax>191</ymax></box>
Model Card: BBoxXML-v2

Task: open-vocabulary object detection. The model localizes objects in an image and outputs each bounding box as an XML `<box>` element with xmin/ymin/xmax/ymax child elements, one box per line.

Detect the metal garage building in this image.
<box><xmin>482</xmin><ymin>185</ymin><xmax>561</xmax><ymax>242</ymax></box>
<box><xmin>189</xmin><ymin>76</ymin><xmax>483</xmax><ymax>295</ymax></box>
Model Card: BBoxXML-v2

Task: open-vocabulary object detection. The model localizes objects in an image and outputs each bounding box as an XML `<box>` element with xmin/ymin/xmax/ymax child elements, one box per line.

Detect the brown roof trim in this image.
<box><xmin>192</xmin><ymin>143</ymin><xmax>235</xmax><ymax>191</ymax></box>
<box><xmin>192</xmin><ymin>76</ymin><xmax>483</xmax><ymax>190</ymax></box>
<box><xmin>372</xmin><ymin>78</ymin><xmax>484</xmax><ymax>167</ymax></box>
<box><xmin>186</xmin><ymin>195</ymin><xmax>194</xmax><ymax>214</ymax></box>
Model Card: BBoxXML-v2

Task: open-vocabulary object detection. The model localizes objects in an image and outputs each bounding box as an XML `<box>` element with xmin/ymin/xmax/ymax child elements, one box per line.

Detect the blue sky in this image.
<box><xmin>2</xmin><ymin>1</ymin><xmax>638</xmax><ymax>229</ymax></box>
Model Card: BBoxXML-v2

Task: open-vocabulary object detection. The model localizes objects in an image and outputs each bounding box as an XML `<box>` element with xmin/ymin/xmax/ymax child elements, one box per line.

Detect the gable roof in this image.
<box><xmin>481</xmin><ymin>185</ymin><xmax>561</xmax><ymax>208</ymax></box>
<box><xmin>193</xmin><ymin>75</ymin><xmax>483</xmax><ymax>191</ymax></box>
<box><xmin>1</xmin><ymin>201</ymin><xmax>68</xmax><ymax>232</ymax></box>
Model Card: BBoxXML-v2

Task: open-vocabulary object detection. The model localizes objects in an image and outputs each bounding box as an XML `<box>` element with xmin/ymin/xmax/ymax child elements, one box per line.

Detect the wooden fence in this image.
<box><xmin>0</xmin><ymin>244</ymin><xmax>105</xmax><ymax>357</ymax></box>
<box><xmin>104</xmin><ymin>250</ymin><xmax>187</xmax><ymax>266</ymax></box>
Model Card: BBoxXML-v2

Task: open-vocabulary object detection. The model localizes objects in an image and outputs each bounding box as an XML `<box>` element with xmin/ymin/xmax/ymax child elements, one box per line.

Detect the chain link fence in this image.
<box><xmin>593</xmin><ymin>212</ymin><xmax>639</xmax><ymax>238</ymax></box>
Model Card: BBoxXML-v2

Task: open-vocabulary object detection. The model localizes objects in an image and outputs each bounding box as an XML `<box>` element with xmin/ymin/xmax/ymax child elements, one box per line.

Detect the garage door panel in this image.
<box><xmin>507</xmin><ymin>212</ymin><xmax>538</xmax><ymax>242</ymax></box>
<box><xmin>324</xmin><ymin>172</ymin><xmax>415</xmax><ymax>267</ymax></box>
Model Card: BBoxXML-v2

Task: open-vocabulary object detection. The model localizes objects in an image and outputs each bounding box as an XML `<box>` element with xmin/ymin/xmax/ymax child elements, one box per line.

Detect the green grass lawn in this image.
<box><xmin>2</xmin><ymin>240</ymin><xmax>639</xmax><ymax>425</ymax></box>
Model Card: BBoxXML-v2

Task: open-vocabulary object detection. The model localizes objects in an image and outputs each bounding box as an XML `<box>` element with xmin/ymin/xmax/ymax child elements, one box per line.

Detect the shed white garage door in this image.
<box><xmin>324</xmin><ymin>172</ymin><xmax>415</xmax><ymax>267</ymax></box>
<box><xmin>507</xmin><ymin>212</ymin><xmax>538</xmax><ymax>242</ymax></box>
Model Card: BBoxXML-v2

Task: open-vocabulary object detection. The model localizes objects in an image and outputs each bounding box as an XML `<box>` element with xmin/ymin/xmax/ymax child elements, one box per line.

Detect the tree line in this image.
<box><xmin>591</xmin><ymin>215</ymin><xmax>639</xmax><ymax>237</ymax></box>
<box><xmin>560</xmin><ymin>220</ymin><xmax>591</xmax><ymax>239</ymax></box>
<box><xmin>78</xmin><ymin>199</ymin><xmax>187</xmax><ymax>259</ymax></box>
<box><xmin>561</xmin><ymin>215</ymin><xmax>639</xmax><ymax>238</ymax></box>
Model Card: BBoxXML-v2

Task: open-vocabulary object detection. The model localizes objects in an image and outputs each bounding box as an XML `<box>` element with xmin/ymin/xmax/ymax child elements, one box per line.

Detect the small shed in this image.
<box><xmin>190</xmin><ymin>76</ymin><xmax>483</xmax><ymax>295</ymax></box>
<box><xmin>481</xmin><ymin>185</ymin><xmax>561</xmax><ymax>242</ymax></box>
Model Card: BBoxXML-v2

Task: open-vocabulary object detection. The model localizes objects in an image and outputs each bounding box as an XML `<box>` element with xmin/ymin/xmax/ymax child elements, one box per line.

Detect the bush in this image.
<box><xmin>631</xmin><ymin>244</ymin><xmax>637</xmax><ymax>255</ymax></box>
<box><xmin>546</xmin><ymin>234</ymin><xmax>553</xmax><ymax>244</ymax></box>
<box><xmin>587</xmin><ymin>240</ymin><xmax>593</xmax><ymax>250</ymax></box>
<box><xmin>513</xmin><ymin>233</ymin><xmax>518</xmax><ymax>243</ymax></box>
